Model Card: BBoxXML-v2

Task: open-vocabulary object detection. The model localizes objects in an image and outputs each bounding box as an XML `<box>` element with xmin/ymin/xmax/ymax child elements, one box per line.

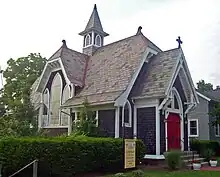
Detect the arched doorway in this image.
<box><xmin>165</xmin><ymin>87</ymin><xmax>183</xmax><ymax>151</ymax></box>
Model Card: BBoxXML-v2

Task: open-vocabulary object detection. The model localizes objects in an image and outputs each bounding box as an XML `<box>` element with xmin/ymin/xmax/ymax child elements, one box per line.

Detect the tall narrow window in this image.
<box><xmin>61</xmin><ymin>84</ymin><xmax>70</xmax><ymax>126</ymax></box>
<box><xmin>122</xmin><ymin>101</ymin><xmax>132</xmax><ymax>127</ymax></box>
<box><xmin>42</xmin><ymin>88</ymin><xmax>50</xmax><ymax>126</ymax></box>
<box><xmin>85</xmin><ymin>34</ymin><xmax>91</xmax><ymax>46</ymax></box>
<box><xmin>188</xmin><ymin>119</ymin><xmax>199</xmax><ymax>137</ymax></box>
<box><xmin>50</xmin><ymin>73</ymin><xmax>62</xmax><ymax>125</ymax></box>
<box><xmin>95</xmin><ymin>35</ymin><xmax>101</xmax><ymax>46</ymax></box>
<box><xmin>215</xmin><ymin>124</ymin><xmax>220</xmax><ymax>136</ymax></box>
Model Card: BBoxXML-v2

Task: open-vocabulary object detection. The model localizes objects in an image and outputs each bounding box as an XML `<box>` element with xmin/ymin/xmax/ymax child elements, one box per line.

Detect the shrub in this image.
<box><xmin>0</xmin><ymin>136</ymin><xmax>145</xmax><ymax>177</ymax></box>
<box><xmin>164</xmin><ymin>150</ymin><xmax>183</xmax><ymax>170</ymax></box>
<box><xmin>131</xmin><ymin>169</ymin><xmax>144</xmax><ymax>177</ymax></box>
<box><xmin>202</xmin><ymin>148</ymin><xmax>214</xmax><ymax>161</ymax></box>
<box><xmin>190</xmin><ymin>139</ymin><xmax>220</xmax><ymax>156</ymax></box>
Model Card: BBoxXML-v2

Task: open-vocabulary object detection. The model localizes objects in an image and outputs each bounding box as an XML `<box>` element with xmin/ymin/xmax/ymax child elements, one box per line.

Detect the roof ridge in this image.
<box><xmin>160</xmin><ymin>47</ymin><xmax>180</xmax><ymax>53</ymax></box>
<box><xmin>48</xmin><ymin>46</ymin><xmax>63</xmax><ymax>60</ymax></box>
<box><xmin>140</xmin><ymin>34</ymin><xmax>162</xmax><ymax>52</ymax></box>
<box><xmin>93</xmin><ymin>34</ymin><xmax>139</xmax><ymax>53</ymax></box>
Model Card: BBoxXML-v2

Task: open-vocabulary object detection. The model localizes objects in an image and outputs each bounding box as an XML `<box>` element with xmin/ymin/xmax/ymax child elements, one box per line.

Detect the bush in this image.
<box><xmin>164</xmin><ymin>150</ymin><xmax>183</xmax><ymax>170</ymax></box>
<box><xmin>202</xmin><ymin>148</ymin><xmax>214</xmax><ymax>161</ymax></box>
<box><xmin>190</xmin><ymin>139</ymin><xmax>220</xmax><ymax>156</ymax></box>
<box><xmin>0</xmin><ymin>136</ymin><xmax>145</xmax><ymax>177</ymax></box>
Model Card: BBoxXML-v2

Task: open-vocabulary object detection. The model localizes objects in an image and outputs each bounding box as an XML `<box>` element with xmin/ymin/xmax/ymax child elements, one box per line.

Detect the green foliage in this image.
<box><xmin>190</xmin><ymin>139</ymin><xmax>220</xmax><ymax>156</ymax></box>
<box><xmin>202</xmin><ymin>148</ymin><xmax>214</xmax><ymax>161</ymax></box>
<box><xmin>72</xmin><ymin>98</ymin><xmax>99</xmax><ymax>136</ymax></box>
<box><xmin>0</xmin><ymin>53</ymin><xmax>46</xmax><ymax>136</ymax></box>
<box><xmin>0</xmin><ymin>136</ymin><xmax>145</xmax><ymax>177</ymax></box>
<box><xmin>197</xmin><ymin>79</ymin><xmax>213</xmax><ymax>92</ymax></box>
<box><xmin>164</xmin><ymin>150</ymin><xmax>183</xmax><ymax>170</ymax></box>
<box><xmin>131</xmin><ymin>170</ymin><xmax>144</xmax><ymax>177</ymax></box>
<box><xmin>209</xmin><ymin>103</ymin><xmax>220</xmax><ymax>126</ymax></box>
<box><xmin>0</xmin><ymin>117</ymin><xmax>40</xmax><ymax>137</ymax></box>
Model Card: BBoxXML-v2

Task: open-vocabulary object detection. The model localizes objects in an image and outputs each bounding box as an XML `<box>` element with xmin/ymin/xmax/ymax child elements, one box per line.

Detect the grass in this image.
<box><xmin>105</xmin><ymin>170</ymin><xmax>220</xmax><ymax>177</ymax></box>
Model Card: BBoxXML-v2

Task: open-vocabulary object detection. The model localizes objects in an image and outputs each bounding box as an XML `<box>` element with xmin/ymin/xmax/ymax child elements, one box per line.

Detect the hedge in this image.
<box><xmin>0</xmin><ymin>136</ymin><xmax>145</xmax><ymax>177</ymax></box>
<box><xmin>190</xmin><ymin>139</ymin><xmax>220</xmax><ymax>156</ymax></box>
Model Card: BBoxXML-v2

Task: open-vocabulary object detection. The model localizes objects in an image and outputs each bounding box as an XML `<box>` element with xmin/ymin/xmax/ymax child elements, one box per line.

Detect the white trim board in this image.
<box><xmin>144</xmin><ymin>154</ymin><xmax>165</xmax><ymax>160</ymax></box>
<box><xmin>196</xmin><ymin>92</ymin><xmax>211</xmax><ymax>102</ymax></box>
<box><xmin>36</xmin><ymin>57</ymin><xmax>71</xmax><ymax>93</ymax></box>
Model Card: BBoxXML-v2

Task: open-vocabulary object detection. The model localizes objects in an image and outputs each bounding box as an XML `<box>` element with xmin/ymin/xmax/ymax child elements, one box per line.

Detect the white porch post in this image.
<box><xmin>156</xmin><ymin>105</ymin><xmax>160</xmax><ymax>155</ymax></box>
<box><xmin>115</xmin><ymin>107</ymin><xmax>120</xmax><ymax>138</ymax></box>
<box><xmin>133</xmin><ymin>105</ymin><xmax>137</xmax><ymax>139</ymax></box>
<box><xmin>68</xmin><ymin>108</ymin><xmax>73</xmax><ymax>135</ymax></box>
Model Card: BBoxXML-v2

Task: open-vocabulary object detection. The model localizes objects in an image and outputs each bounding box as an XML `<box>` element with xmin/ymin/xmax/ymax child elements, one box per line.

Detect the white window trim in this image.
<box><xmin>50</xmin><ymin>72</ymin><xmax>63</xmax><ymax>126</ymax></box>
<box><xmin>95</xmin><ymin>34</ymin><xmax>101</xmax><ymax>47</ymax></box>
<box><xmin>43</xmin><ymin>88</ymin><xmax>50</xmax><ymax>126</ymax></box>
<box><xmin>215</xmin><ymin>124</ymin><xmax>220</xmax><ymax>137</ymax></box>
<box><xmin>85</xmin><ymin>34</ymin><xmax>91</xmax><ymax>47</ymax></box>
<box><xmin>188</xmin><ymin>119</ymin><xmax>199</xmax><ymax>137</ymax></box>
<box><xmin>122</xmin><ymin>100</ymin><xmax>132</xmax><ymax>128</ymax></box>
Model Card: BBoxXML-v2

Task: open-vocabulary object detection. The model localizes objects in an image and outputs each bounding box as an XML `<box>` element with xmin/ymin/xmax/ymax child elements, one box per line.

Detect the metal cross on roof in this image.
<box><xmin>176</xmin><ymin>36</ymin><xmax>183</xmax><ymax>48</ymax></box>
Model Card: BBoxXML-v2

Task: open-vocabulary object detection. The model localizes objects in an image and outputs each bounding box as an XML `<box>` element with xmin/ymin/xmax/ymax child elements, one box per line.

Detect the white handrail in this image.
<box><xmin>9</xmin><ymin>159</ymin><xmax>38</xmax><ymax>177</ymax></box>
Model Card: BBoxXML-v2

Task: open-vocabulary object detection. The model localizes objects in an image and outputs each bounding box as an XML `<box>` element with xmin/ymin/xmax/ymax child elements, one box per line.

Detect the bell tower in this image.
<box><xmin>79</xmin><ymin>4</ymin><xmax>109</xmax><ymax>56</ymax></box>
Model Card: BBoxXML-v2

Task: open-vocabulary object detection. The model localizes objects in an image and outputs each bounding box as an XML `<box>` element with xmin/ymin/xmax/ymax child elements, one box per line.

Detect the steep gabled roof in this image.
<box><xmin>63</xmin><ymin>33</ymin><xmax>151</xmax><ymax>107</ymax></box>
<box><xmin>49</xmin><ymin>41</ymin><xmax>88</xmax><ymax>87</ymax></box>
<box><xmin>36</xmin><ymin>41</ymin><xmax>88</xmax><ymax>92</ymax></box>
<box><xmin>131</xmin><ymin>48</ymin><xmax>181</xmax><ymax>98</ymax></box>
<box><xmin>79</xmin><ymin>4</ymin><xmax>109</xmax><ymax>37</ymax></box>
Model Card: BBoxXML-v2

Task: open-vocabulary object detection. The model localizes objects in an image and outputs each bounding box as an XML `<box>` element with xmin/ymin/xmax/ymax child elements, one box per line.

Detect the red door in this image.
<box><xmin>167</xmin><ymin>113</ymin><xmax>181</xmax><ymax>150</ymax></box>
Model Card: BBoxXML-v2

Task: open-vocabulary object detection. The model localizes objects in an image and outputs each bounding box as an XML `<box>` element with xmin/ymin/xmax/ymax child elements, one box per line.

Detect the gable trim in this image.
<box><xmin>165</xmin><ymin>51</ymin><xmax>199</xmax><ymax>104</ymax></box>
<box><xmin>114</xmin><ymin>47</ymin><xmax>159</xmax><ymax>106</ymax></box>
<box><xmin>197</xmin><ymin>91</ymin><xmax>211</xmax><ymax>101</ymax></box>
<box><xmin>35</xmin><ymin>57</ymin><xmax>71</xmax><ymax>93</ymax></box>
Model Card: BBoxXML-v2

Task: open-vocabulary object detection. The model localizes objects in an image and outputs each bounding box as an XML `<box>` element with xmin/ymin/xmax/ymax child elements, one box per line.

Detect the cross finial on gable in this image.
<box><xmin>176</xmin><ymin>36</ymin><xmax>183</xmax><ymax>48</ymax></box>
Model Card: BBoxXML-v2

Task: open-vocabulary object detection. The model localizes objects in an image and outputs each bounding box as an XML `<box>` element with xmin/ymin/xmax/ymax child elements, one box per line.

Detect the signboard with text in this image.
<box><xmin>124</xmin><ymin>139</ymin><xmax>136</xmax><ymax>169</ymax></box>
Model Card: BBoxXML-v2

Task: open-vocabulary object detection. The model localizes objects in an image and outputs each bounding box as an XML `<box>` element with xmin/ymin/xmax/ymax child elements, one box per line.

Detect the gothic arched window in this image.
<box><xmin>50</xmin><ymin>73</ymin><xmax>62</xmax><ymax>125</ymax></box>
<box><xmin>122</xmin><ymin>100</ymin><xmax>132</xmax><ymax>127</ymax></box>
<box><xmin>85</xmin><ymin>34</ymin><xmax>91</xmax><ymax>46</ymax></box>
<box><xmin>61</xmin><ymin>84</ymin><xmax>71</xmax><ymax>126</ymax></box>
<box><xmin>43</xmin><ymin>88</ymin><xmax>50</xmax><ymax>126</ymax></box>
<box><xmin>95</xmin><ymin>35</ymin><xmax>101</xmax><ymax>46</ymax></box>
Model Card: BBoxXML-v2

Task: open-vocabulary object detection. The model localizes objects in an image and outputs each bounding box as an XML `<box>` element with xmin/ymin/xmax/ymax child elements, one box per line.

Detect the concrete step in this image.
<box><xmin>181</xmin><ymin>154</ymin><xmax>200</xmax><ymax>160</ymax></box>
<box><xmin>183</xmin><ymin>157</ymin><xmax>205</xmax><ymax>163</ymax></box>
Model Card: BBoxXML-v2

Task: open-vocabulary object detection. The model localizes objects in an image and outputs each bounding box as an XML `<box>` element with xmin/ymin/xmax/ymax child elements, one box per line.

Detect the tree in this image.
<box><xmin>72</xmin><ymin>98</ymin><xmax>99</xmax><ymax>137</ymax></box>
<box><xmin>197</xmin><ymin>80</ymin><xmax>213</xmax><ymax>92</ymax></box>
<box><xmin>1</xmin><ymin>53</ymin><xmax>46</xmax><ymax>129</ymax></box>
<box><xmin>209</xmin><ymin>103</ymin><xmax>220</xmax><ymax>126</ymax></box>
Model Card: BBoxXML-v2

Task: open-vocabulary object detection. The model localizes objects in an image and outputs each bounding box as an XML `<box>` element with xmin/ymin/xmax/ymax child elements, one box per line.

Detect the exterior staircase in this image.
<box><xmin>181</xmin><ymin>151</ymin><xmax>209</xmax><ymax>169</ymax></box>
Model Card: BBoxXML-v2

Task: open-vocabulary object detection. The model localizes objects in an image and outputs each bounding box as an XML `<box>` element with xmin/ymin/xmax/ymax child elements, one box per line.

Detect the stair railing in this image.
<box><xmin>8</xmin><ymin>159</ymin><xmax>38</xmax><ymax>177</ymax></box>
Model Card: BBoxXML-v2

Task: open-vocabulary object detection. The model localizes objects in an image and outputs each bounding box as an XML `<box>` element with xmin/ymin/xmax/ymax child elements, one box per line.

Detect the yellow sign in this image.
<box><xmin>124</xmin><ymin>139</ymin><xmax>136</xmax><ymax>169</ymax></box>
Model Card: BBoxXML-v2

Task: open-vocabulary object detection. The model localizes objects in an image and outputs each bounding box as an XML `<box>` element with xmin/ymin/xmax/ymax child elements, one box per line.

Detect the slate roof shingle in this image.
<box><xmin>131</xmin><ymin>48</ymin><xmax>181</xmax><ymax>98</ymax></box>
<box><xmin>63</xmin><ymin>34</ymin><xmax>150</xmax><ymax>107</ymax></box>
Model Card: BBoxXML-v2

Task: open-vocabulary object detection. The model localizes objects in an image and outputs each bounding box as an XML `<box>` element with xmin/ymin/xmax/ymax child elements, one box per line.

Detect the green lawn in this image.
<box><xmin>105</xmin><ymin>171</ymin><xmax>220</xmax><ymax>177</ymax></box>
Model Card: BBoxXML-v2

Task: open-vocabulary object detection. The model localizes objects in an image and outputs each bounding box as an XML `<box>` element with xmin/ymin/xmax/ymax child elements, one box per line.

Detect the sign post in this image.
<box><xmin>124</xmin><ymin>139</ymin><xmax>136</xmax><ymax>169</ymax></box>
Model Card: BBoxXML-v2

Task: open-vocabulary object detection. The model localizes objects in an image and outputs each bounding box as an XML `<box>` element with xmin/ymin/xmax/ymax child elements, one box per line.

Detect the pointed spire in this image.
<box><xmin>79</xmin><ymin>4</ymin><xmax>109</xmax><ymax>37</ymax></box>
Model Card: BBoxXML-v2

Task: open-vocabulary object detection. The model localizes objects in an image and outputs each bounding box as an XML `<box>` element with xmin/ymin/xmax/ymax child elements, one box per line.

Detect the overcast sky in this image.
<box><xmin>0</xmin><ymin>0</ymin><xmax>220</xmax><ymax>88</ymax></box>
